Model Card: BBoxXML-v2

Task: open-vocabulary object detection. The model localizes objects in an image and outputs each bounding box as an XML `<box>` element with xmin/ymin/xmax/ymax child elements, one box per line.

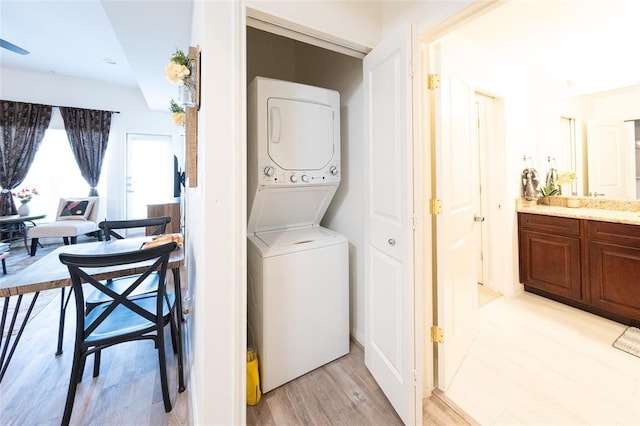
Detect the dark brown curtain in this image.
<box><xmin>0</xmin><ymin>101</ymin><xmax>52</xmax><ymax>215</ymax></box>
<box><xmin>60</xmin><ymin>107</ymin><xmax>112</xmax><ymax>196</ymax></box>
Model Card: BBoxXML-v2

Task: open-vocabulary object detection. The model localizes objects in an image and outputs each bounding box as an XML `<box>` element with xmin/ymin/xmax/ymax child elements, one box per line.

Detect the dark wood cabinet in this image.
<box><xmin>518</xmin><ymin>212</ymin><xmax>640</xmax><ymax>326</ymax></box>
<box><xmin>518</xmin><ymin>213</ymin><xmax>582</xmax><ymax>301</ymax></box>
<box><xmin>147</xmin><ymin>201</ymin><xmax>181</xmax><ymax>235</ymax></box>
<box><xmin>588</xmin><ymin>221</ymin><xmax>640</xmax><ymax>322</ymax></box>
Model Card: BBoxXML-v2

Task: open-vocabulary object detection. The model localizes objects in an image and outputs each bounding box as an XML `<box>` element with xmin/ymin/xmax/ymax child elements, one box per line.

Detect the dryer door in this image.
<box><xmin>267</xmin><ymin>97</ymin><xmax>335</xmax><ymax>171</ymax></box>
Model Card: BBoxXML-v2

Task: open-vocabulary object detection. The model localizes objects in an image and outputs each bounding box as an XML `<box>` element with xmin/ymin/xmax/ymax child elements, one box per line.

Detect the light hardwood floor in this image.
<box><xmin>0</xmin><ymin>287</ymin><xmax>189</xmax><ymax>425</ymax></box>
<box><xmin>445</xmin><ymin>291</ymin><xmax>640</xmax><ymax>425</ymax></box>
<box><xmin>247</xmin><ymin>341</ymin><xmax>472</xmax><ymax>425</ymax></box>
<box><xmin>6</xmin><ymin>269</ymin><xmax>638</xmax><ymax>425</ymax></box>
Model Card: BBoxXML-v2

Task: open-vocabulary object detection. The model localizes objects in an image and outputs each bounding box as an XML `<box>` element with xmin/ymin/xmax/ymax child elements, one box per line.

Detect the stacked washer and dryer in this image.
<box><xmin>247</xmin><ymin>77</ymin><xmax>349</xmax><ymax>393</ymax></box>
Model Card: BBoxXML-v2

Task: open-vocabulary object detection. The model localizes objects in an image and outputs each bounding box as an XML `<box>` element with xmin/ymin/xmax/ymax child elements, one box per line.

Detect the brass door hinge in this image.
<box><xmin>427</xmin><ymin>74</ymin><xmax>441</xmax><ymax>90</ymax></box>
<box><xmin>430</xmin><ymin>199</ymin><xmax>442</xmax><ymax>215</ymax></box>
<box><xmin>431</xmin><ymin>326</ymin><xmax>444</xmax><ymax>343</ymax></box>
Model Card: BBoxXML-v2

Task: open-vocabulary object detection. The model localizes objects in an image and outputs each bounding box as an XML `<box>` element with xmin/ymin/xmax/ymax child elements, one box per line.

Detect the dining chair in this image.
<box><xmin>58</xmin><ymin>242</ymin><xmax>184</xmax><ymax>425</ymax></box>
<box><xmin>99</xmin><ymin>216</ymin><xmax>171</xmax><ymax>240</ymax></box>
<box><xmin>85</xmin><ymin>217</ymin><xmax>173</xmax><ymax>311</ymax></box>
<box><xmin>53</xmin><ymin>217</ymin><xmax>175</xmax><ymax>356</ymax></box>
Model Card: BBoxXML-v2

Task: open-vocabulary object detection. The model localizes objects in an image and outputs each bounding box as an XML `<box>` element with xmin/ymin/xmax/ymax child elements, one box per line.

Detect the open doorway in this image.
<box><xmin>475</xmin><ymin>93</ymin><xmax>502</xmax><ymax>308</ymax></box>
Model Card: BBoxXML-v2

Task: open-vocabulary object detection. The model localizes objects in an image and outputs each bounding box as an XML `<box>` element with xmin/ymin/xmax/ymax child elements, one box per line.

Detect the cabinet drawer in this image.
<box><xmin>588</xmin><ymin>220</ymin><xmax>640</xmax><ymax>246</ymax></box>
<box><xmin>518</xmin><ymin>213</ymin><xmax>580</xmax><ymax>237</ymax></box>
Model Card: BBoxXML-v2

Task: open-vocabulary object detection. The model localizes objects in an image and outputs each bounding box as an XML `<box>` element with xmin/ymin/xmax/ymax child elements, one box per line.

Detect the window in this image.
<box><xmin>19</xmin><ymin>129</ymin><xmax>99</xmax><ymax>219</ymax></box>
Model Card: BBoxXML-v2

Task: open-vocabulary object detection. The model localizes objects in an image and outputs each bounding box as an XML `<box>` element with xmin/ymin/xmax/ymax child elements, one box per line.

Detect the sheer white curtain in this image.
<box><xmin>19</xmin><ymin>129</ymin><xmax>102</xmax><ymax>220</ymax></box>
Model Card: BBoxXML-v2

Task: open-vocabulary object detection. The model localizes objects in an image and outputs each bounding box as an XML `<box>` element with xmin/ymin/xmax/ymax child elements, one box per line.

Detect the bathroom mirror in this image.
<box><xmin>559</xmin><ymin>87</ymin><xmax>640</xmax><ymax>200</ymax></box>
<box><xmin>452</xmin><ymin>0</ymin><xmax>640</xmax><ymax>201</ymax></box>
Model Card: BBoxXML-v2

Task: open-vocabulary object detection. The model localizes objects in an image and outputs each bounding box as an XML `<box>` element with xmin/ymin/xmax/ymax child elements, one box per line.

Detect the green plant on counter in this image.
<box><xmin>539</xmin><ymin>186</ymin><xmax>559</xmax><ymax>197</ymax></box>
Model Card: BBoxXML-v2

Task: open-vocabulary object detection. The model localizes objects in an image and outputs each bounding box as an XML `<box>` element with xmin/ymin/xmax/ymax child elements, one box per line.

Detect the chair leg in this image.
<box><xmin>175</xmin><ymin>312</ymin><xmax>185</xmax><ymax>393</ymax></box>
<box><xmin>62</xmin><ymin>349</ymin><xmax>85</xmax><ymax>426</ymax></box>
<box><xmin>56</xmin><ymin>288</ymin><xmax>66</xmax><ymax>355</ymax></box>
<box><xmin>93</xmin><ymin>350</ymin><xmax>101</xmax><ymax>377</ymax></box>
<box><xmin>157</xmin><ymin>329</ymin><xmax>172</xmax><ymax>412</ymax></box>
<box><xmin>30</xmin><ymin>238</ymin><xmax>38</xmax><ymax>256</ymax></box>
<box><xmin>169</xmin><ymin>314</ymin><xmax>178</xmax><ymax>355</ymax></box>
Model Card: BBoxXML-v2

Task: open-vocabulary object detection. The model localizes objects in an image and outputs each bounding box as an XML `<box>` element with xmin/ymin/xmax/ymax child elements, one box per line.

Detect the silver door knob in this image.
<box><xmin>388</xmin><ymin>238</ymin><xmax>396</xmax><ymax>246</ymax></box>
<box><xmin>473</xmin><ymin>214</ymin><xmax>485</xmax><ymax>222</ymax></box>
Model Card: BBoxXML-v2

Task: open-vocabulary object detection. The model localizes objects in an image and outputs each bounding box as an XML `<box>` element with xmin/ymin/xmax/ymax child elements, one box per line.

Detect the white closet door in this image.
<box><xmin>363</xmin><ymin>23</ymin><xmax>418</xmax><ymax>425</ymax></box>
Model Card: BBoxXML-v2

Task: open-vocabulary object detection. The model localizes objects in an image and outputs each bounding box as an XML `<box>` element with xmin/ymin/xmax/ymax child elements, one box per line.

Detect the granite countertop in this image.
<box><xmin>516</xmin><ymin>197</ymin><xmax>640</xmax><ymax>226</ymax></box>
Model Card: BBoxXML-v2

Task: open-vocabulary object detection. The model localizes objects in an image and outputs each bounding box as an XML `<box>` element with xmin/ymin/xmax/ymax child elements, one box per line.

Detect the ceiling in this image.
<box><xmin>0</xmin><ymin>0</ymin><xmax>192</xmax><ymax>111</ymax></box>
<box><xmin>454</xmin><ymin>0</ymin><xmax>640</xmax><ymax>97</ymax></box>
<box><xmin>3</xmin><ymin>0</ymin><xmax>638</xmax><ymax>108</ymax></box>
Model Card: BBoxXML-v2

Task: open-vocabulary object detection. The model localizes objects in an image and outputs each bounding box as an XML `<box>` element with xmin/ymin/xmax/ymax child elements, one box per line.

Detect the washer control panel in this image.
<box><xmin>259</xmin><ymin>163</ymin><xmax>340</xmax><ymax>186</ymax></box>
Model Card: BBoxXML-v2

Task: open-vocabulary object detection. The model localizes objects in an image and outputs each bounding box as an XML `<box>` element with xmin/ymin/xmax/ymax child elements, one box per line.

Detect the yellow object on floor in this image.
<box><xmin>246</xmin><ymin>347</ymin><xmax>262</xmax><ymax>405</ymax></box>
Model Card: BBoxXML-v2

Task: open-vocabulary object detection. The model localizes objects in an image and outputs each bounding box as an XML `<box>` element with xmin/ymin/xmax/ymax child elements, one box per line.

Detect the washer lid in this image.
<box><xmin>247</xmin><ymin>185</ymin><xmax>337</xmax><ymax>234</ymax></box>
<box><xmin>256</xmin><ymin>226</ymin><xmax>334</xmax><ymax>247</ymax></box>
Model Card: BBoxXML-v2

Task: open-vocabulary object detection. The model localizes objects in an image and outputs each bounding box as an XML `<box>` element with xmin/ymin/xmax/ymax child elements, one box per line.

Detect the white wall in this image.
<box><xmin>381</xmin><ymin>0</ymin><xmax>474</xmax><ymax>36</ymax></box>
<box><xmin>186</xmin><ymin>1</ymin><xmax>246</xmax><ymax>424</ymax></box>
<box><xmin>0</xmin><ymin>67</ymin><xmax>183</xmax><ymax>221</ymax></box>
<box><xmin>246</xmin><ymin>0</ymin><xmax>382</xmax><ymax>49</ymax></box>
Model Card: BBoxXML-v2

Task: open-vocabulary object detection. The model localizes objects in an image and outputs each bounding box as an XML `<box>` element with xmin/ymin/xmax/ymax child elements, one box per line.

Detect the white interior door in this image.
<box><xmin>363</xmin><ymin>23</ymin><xmax>418</xmax><ymax>425</ymax></box>
<box><xmin>432</xmin><ymin>40</ymin><xmax>480</xmax><ymax>391</ymax></box>
<box><xmin>126</xmin><ymin>133</ymin><xmax>173</xmax><ymax>222</ymax></box>
<box><xmin>587</xmin><ymin>121</ymin><xmax>635</xmax><ymax>199</ymax></box>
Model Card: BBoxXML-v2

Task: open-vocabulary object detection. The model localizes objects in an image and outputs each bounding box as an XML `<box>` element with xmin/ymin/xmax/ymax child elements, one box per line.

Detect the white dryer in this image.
<box><xmin>247</xmin><ymin>77</ymin><xmax>349</xmax><ymax>393</ymax></box>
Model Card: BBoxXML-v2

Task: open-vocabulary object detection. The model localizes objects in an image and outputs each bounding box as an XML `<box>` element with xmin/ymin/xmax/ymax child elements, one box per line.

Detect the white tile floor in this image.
<box><xmin>445</xmin><ymin>291</ymin><xmax>640</xmax><ymax>425</ymax></box>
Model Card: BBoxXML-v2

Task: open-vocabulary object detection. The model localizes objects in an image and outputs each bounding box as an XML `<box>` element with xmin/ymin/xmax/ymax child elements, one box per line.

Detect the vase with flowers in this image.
<box><xmin>556</xmin><ymin>171</ymin><xmax>577</xmax><ymax>196</ymax></box>
<box><xmin>13</xmin><ymin>187</ymin><xmax>38</xmax><ymax>216</ymax></box>
<box><xmin>165</xmin><ymin>48</ymin><xmax>195</xmax><ymax>108</ymax></box>
<box><xmin>169</xmin><ymin>99</ymin><xmax>185</xmax><ymax>127</ymax></box>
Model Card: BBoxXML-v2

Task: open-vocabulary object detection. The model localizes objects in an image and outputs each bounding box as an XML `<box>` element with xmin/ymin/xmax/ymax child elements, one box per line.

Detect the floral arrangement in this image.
<box><xmin>170</xmin><ymin>99</ymin><xmax>186</xmax><ymax>126</ymax></box>
<box><xmin>540</xmin><ymin>170</ymin><xmax>576</xmax><ymax>198</ymax></box>
<box><xmin>165</xmin><ymin>48</ymin><xmax>190</xmax><ymax>86</ymax></box>
<box><xmin>13</xmin><ymin>187</ymin><xmax>38</xmax><ymax>204</ymax></box>
<box><xmin>556</xmin><ymin>171</ymin><xmax>577</xmax><ymax>186</ymax></box>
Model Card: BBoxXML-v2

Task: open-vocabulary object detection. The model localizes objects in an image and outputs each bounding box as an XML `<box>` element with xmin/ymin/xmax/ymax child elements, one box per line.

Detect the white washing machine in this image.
<box><xmin>247</xmin><ymin>77</ymin><xmax>349</xmax><ymax>393</ymax></box>
<box><xmin>247</xmin><ymin>226</ymin><xmax>348</xmax><ymax>393</ymax></box>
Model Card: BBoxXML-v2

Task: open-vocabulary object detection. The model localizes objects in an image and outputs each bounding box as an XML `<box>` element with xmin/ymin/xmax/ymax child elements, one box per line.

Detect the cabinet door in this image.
<box><xmin>520</xmin><ymin>229</ymin><xmax>582</xmax><ymax>300</ymax></box>
<box><xmin>589</xmin><ymin>241</ymin><xmax>640</xmax><ymax>322</ymax></box>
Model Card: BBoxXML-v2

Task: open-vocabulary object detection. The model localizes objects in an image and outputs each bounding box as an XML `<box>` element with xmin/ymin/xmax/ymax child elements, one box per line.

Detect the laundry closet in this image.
<box><xmin>246</xmin><ymin>26</ymin><xmax>366</xmax><ymax>391</ymax></box>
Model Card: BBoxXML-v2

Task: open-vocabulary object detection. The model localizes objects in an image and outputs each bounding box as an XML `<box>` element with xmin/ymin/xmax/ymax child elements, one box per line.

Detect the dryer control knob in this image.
<box><xmin>263</xmin><ymin>166</ymin><xmax>275</xmax><ymax>177</ymax></box>
<box><xmin>301</xmin><ymin>175</ymin><xmax>309</xmax><ymax>183</ymax></box>
<box><xmin>329</xmin><ymin>166</ymin><xmax>338</xmax><ymax>176</ymax></box>
<box><xmin>290</xmin><ymin>175</ymin><xmax>298</xmax><ymax>183</ymax></box>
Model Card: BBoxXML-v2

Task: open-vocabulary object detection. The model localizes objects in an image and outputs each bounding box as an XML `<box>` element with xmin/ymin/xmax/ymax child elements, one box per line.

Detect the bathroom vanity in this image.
<box><xmin>517</xmin><ymin>197</ymin><xmax>640</xmax><ymax>326</ymax></box>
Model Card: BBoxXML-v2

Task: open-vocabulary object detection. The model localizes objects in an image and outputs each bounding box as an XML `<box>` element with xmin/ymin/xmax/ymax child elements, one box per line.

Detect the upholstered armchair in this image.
<box><xmin>28</xmin><ymin>197</ymin><xmax>100</xmax><ymax>256</ymax></box>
